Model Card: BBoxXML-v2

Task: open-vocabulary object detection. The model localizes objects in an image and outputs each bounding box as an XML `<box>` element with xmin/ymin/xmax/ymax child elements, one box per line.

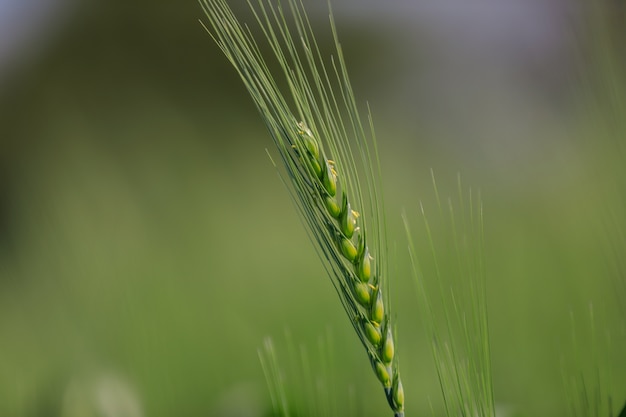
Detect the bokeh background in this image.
<box><xmin>1</xmin><ymin>0</ymin><xmax>625</xmax><ymax>416</ymax></box>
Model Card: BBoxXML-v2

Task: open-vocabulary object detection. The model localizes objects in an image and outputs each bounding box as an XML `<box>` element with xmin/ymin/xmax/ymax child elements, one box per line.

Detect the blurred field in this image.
<box><xmin>0</xmin><ymin>1</ymin><xmax>625</xmax><ymax>416</ymax></box>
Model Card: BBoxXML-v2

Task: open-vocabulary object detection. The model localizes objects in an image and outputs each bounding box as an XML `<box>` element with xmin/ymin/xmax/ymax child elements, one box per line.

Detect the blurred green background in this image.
<box><xmin>0</xmin><ymin>0</ymin><xmax>625</xmax><ymax>416</ymax></box>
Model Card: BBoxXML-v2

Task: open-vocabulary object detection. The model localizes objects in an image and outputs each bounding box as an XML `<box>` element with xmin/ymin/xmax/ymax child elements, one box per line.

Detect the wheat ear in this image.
<box><xmin>200</xmin><ymin>0</ymin><xmax>404</xmax><ymax>415</ymax></box>
<box><xmin>293</xmin><ymin>121</ymin><xmax>404</xmax><ymax>415</ymax></box>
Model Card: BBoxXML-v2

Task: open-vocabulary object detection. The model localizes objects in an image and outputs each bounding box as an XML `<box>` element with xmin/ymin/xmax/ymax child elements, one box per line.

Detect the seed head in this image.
<box><xmin>201</xmin><ymin>1</ymin><xmax>405</xmax><ymax>415</ymax></box>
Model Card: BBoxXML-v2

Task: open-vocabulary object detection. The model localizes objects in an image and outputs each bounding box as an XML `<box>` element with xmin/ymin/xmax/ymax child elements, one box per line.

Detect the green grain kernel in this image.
<box><xmin>324</xmin><ymin>195</ymin><xmax>341</xmax><ymax>218</ymax></box>
<box><xmin>357</xmin><ymin>247</ymin><xmax>371</xmax><ymax>282</ymax></box>
<box><xmin>340</xmin><ymin>202</ymin><xmax>357</xmax><ymax>238</ymax></box>
<box><xmin>340</xmin><ymin>237</ymin><xmax>358</xmax><ymax>261</ymax></box>
<box><xmin>302</xmin><ymin>133</ymin><xmax>319</xmax><ymax>160</ymax></box>
<box><xmin>364</xmin><ymin>320</ymin><xmax>382</xmax><ymax>346</ymax></box>
<box><xmin>354</xmin><ymin>282</ymin><xmax>371</xmax><ymax>306</ymax></box>
<box><xmin>392</xmin><ymin>375</ymin><xmax>404</xmax><ymax>410</ymax></box>
<box><xmin>309</xmin><ymin>155</ymin><xmax>323</xmax><ymax>178</ymax></box>
<box><xmin>381</xmin><ymin>327</ymin><xmax>395</xmax><ymax>364</ymax></box>
<box><xmin>371</xmin><ymin>288</ymin><xmax>384</xmax><ymax>324</ymax></box>
<box><xmin>322</xmin><ymin>160</ymin><xmax>336</xmax><ymax>196</ymax></box>
<box><xmin>373</xmin><ymin>360</ymin><xmax>391</xmax><ymax>388</ymax></box>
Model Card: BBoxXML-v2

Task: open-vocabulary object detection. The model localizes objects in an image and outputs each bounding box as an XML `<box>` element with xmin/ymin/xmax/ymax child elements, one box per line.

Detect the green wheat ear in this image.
<box><xmin>200</xmin><ymin>0</ymin><xmax>404</xmax><ymax>415</ymax></box>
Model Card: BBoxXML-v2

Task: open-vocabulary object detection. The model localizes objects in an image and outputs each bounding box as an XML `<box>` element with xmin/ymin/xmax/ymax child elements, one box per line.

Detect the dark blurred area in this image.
<box><xmin>1</xmin><ymin>0</ymin><xmax>625</xmax><ymax>416</ymax></box>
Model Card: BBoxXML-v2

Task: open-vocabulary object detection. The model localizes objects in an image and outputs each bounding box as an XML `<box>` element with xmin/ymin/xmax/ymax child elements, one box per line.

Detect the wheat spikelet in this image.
<box><xmin>200</xmin><ymin>0</ymin><xmax>404</xmax><ymax>415</ymax></box>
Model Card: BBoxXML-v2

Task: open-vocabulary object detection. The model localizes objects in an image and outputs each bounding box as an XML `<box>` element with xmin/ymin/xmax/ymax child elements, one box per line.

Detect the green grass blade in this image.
<box><xmin>403</xmin><ymin>175</ymin><xmax>494</xmax><ymax>417</ymax></box>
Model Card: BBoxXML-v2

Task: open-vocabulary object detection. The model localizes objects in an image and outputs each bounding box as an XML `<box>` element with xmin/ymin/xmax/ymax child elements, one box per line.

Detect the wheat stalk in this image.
<box><xmin>200</xmin><ymin>0</ymin><xmax>404</xmax><ymax>415</ymax></box>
